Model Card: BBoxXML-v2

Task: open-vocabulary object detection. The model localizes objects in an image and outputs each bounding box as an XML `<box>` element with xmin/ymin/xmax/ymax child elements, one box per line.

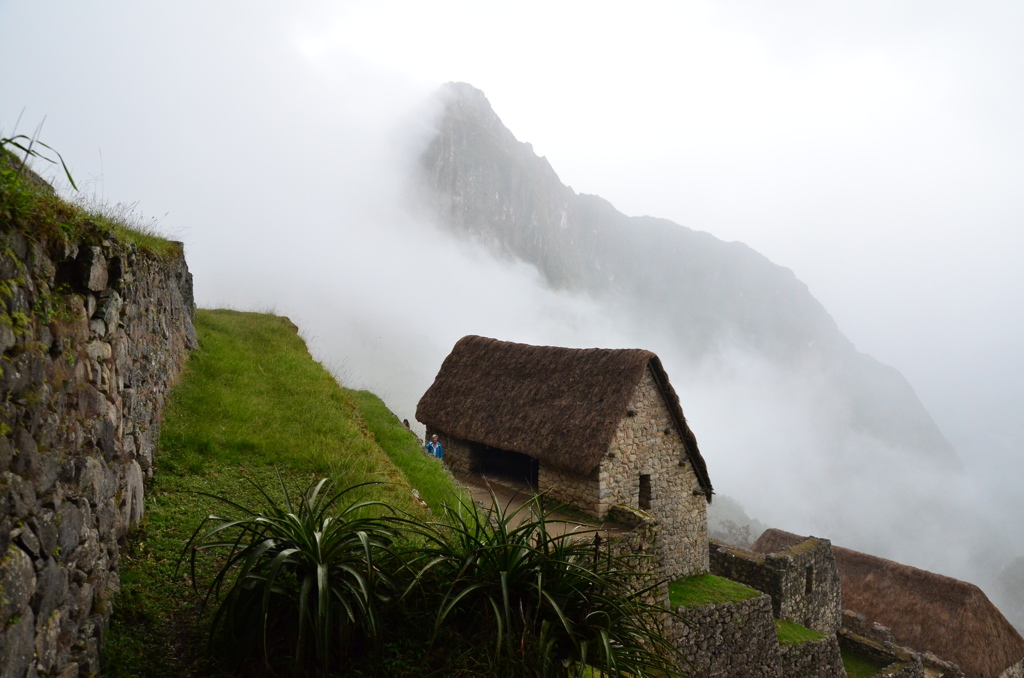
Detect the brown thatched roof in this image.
<box><xmin>416</xmin><ymin>335</ymin><xmax>712</xmax><ymax>499</ymax></box>
<box><xmin>751</xmin><ymin>529</ymin><xmax>1024</xmax><ymax>678</ymax></box>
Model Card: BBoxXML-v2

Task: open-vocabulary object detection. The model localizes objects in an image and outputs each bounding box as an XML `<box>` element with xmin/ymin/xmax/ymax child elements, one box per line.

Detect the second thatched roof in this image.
<box><xmin>416</xmin><ymin>335</ymin><xmax>712</xmax><ymax>499</ymax></box>
<box><xmin>751</xmin><ymin>528</ymin><xmax>1024</xmax><ymax>678</ymax></box>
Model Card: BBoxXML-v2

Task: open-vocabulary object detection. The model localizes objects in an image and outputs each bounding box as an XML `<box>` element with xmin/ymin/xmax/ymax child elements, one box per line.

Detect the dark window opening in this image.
<box><xmin>472</xmin><ymin>443</ymin><xmax>539</xmax><ymax>489</ymax></box>
<box><xmin>805</xmin><ymin>566</ymin><xmax>814</xmax><ymax>595</ymax></box>
<box><xmin>639</xmin><ymin>474</ymin><xmax>652</xmax><ymax>510</ymax></box>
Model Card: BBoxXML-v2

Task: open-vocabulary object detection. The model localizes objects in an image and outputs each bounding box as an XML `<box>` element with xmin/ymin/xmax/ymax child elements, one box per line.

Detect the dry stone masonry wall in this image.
<box><xmin>0</xmin><ymin>225</ymin><xmax>195</xmax><ymax>678</ymax></box>
<box><xmin>710</xmin><ymin>537</ymin><xmax>842</xmax><ymax>634</ymax></box>
<box><xmin>842</xmin><ymin>611</ymin><xmax>963</xmax><ymax>678</ymax></box>
<box><xmin>778</xmin><ymin>634</ymin><xmax>845</xmax><ymax>678</ymax></box>
<box><xmin>537</xmin><ymin>463</ymin><xmax>600</xmax><ymax>516</ymax></box>
<box><xmin>598</xmin><ymin>366</ymin><xmax>708</xmax><ymax>579</ymax></box>
<box><xmin>838</xmin><ymin>630</ymin><xmax>926</xmax><ymax>678</ymax></box>
<box><xmin>667</xmin><ymin>593</ymin><xmax>782</xmax><ymax>678</ymax></box>
<box><xmin>431</xmin><ymin>433</ymin><xmax>472</xmax><ymax>476</ymax></box>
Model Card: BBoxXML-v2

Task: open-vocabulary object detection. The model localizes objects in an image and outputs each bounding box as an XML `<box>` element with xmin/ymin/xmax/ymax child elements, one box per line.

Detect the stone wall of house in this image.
<box><xmin>600</xmin><ymin>503</ymin><xmax>664</xmax><ymax>602</ymax></box>
<box><xmin>778</xmin><ymin>635</ymin><xmax>845</xmax><ymax>678</ymax></box>
<box><xmin>428</xmin><ymin>431</ymin><xmax>474</xmax><ymax>476</ymax></box>
<box><xmin>0</xmin><ymin>226</ymin><xmax>195</xmax><ymax>678</ymax></box>
<box><xmin>710</xmin><ymin>537</ymin><xmax>842</xmax><ymax>634</ymax></box>
<box><xmin>537</xmin><ymin>464</ymin><xmax>600</xmax><ymax>517</ymax></box>
<box><xmin>1001</xmin><ymin>659</ymin><xmax>1024</xmax><ymax>678</ymax></box>
<box><xmin>598</xmin><ymin>366</ymin><xmax>708</xmax><ymax>579</ymax></box>
<box><xmin>667</xmin><ymin>593</ymin><xmax>782</xmax><ymax>677</ymax></box>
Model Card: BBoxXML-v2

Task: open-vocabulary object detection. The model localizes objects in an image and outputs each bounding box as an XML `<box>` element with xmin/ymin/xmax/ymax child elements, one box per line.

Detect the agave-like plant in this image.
<box><xmin>405</xmin><ymin>494</ymin><xmax>685</xmax><ymax>678</ymax></box>
<box><xmin>179</xmin><ymin>474</ymin><xmax>401</xmax><ymax>676</ymax></box>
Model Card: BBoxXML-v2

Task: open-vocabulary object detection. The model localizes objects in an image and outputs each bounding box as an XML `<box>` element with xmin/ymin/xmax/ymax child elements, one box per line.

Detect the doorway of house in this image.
<box><xmin>471</xmin><ymin>443</ymin><xmax>539</xmax><ymax>489</ymax></box>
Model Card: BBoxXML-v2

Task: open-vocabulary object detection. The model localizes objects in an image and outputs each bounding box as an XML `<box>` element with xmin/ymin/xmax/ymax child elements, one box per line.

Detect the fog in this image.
<box><xmin>2</xmin><ymin>1</ymin><xmax>1022</xmax><ymax>606</ymax></box>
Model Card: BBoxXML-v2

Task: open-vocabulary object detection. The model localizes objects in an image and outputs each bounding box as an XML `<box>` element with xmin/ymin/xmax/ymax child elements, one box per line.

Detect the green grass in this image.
<box><xmin>156</xmin><ymin>310</ymin><xmax>423</xmax><ymax>512</ymax></box>
<box><xmin>840</xmin><ymin>646</ymin><xmax>889</xmax><ymax>678</ymax></box>
<box><xmin>775</xmin><ymin>618</ymin><xmax>826</xmax><ymax>646</ymax></box>
<box><xmin>346</xmin><ymin>388</ymin><xmax>467</xmax><ymax>513</ymax></box>
<box><xmin>101</xmin><ymin>309</ymin><xmax>464</xmax><ymax>677</ymax></box>
<box><xmin>1</xmin><ymin>144</ymin><xmax>179</xmax><ymax>257</ymax></box>
<box><xmin>668</xmin><ymin>574</ymin><xmax>761</xmax><ymax>609</ymax></box>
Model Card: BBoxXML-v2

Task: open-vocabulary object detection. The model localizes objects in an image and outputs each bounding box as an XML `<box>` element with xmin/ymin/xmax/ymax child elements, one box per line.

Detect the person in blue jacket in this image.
<box><xmin>426</xmin><ymin>434</ymin><xmax>444</xmax><ymax>460</ymax></box>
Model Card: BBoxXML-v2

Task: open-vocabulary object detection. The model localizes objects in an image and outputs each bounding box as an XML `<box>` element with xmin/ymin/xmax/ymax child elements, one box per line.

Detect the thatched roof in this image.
<box><xmin>751</xmin><ymin>529</ymin><xmax>1024</xmax><ymax>678</ymax></box>
<box><xmin>416</xmin><ymin>336</ymin><xmax>712</xmax><ymax>499</ymax></box>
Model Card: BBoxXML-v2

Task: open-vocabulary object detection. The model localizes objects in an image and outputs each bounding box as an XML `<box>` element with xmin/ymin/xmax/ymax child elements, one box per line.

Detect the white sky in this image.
<box><xmin>2</xmin><ymin>0</ymin><xmax>1023</xmax><ymax>578</ymax></box>
<box><xmin>290</xmin><ymin>1</ymin><xmax>1024</xmax><ymax>455</ymax></box>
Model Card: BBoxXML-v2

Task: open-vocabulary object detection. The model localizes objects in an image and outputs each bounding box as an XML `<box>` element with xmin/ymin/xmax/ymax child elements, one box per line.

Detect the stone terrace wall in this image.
<box><xmin>842</xmin><ymin>611</ymin><xmax>964</xmax><ymax>678</ymax></box>
<box><xmin>0</xmin><ymin>227</ymin><xmax>195</xmax><ymax>678</ymax></box>
<box><xmin>711</xmin><ymin>537</ymin><xmax>842</xmax><ymax>633</ymax></box>
<box><xmin>779</xmin><ymin>635</ymin><xmax>845</xmax><ymax>678</ymax></box>
<box><xmin>667</xmin><ymin>593</ymin><xmax>782</xmax><ymax>678</ymax></box>
<box><xmin>838</xmin><ymin>630</ymin><xmax>925</xmax><ymax>678</ymax></box>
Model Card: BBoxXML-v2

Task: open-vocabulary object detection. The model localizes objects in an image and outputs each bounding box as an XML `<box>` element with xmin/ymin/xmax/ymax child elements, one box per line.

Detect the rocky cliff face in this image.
<box><xmin>419</xmin><ymin>82</ymin><xmax>956</xmax><ymax>463</ymax></box>
<box><xmin>0</xmin><ymin>221</ymin><xmax>195</xmax><ymax>677</ymax></box>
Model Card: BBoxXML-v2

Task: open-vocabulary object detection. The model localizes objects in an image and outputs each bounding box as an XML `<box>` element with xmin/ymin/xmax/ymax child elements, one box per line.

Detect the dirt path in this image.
<box><xmin>455</xmin><ymin>472</ymin><xmax>630</xmax><ymax>538</ymax></box>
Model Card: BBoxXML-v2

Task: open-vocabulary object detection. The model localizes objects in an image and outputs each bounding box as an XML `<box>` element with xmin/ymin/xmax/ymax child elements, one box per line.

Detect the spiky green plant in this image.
<box><xmin>1</xmin><ymin>132</ymin><xmax>77</xmax><ymax>189</ymax></box>
<box><xmin>404</xmin><ymin>494</ymin><xmax>686</xmax><ymax>678</ymax></box>
<box><xmin>179</xmin><ymin>474</ymin><xmax>401</xmax><ymax>676</ymax></box>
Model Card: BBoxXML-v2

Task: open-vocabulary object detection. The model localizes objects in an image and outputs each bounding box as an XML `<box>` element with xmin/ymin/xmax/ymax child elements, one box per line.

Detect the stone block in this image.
<box><xmin>84</xmin><ymin>341</ymin><xmax>111</xmax><ymax>362</ymax></box>
<box><xmin>28</xmin><ymin>511</ymin><xmax>57</xmax><ymax>557</ymax></box>
<box><xmin>15</xmin><ymin>527</ymin><xmax>40</xmax><ymax>558</ymax></box>
<box><xmin>101</xmin><ymin>291</ymin><xmax>122</xmax><ymax>333</ymax></box>
<box><xmin>0</xmin><ymin>323</ymin><xmax>15</xmax><ymax>355</ymax></box>
<box><xmin>0</xmin><ymin>545</ymin><xmax>36</xmax><ymax>626</ymax></box>
<box><xmin>0</xmin><ymin>607</ymin><xmax>36</xmax><ymax>678</ymax></box>
<box><xmin>35</xmin><ymin>608</ymin><xmax>61</xmax><ymax>674</ymax></box>
<box><xmin>124</xmin><ymin>460</ymin><xmax>145</xmax><ymax>527</ymax></box>
<box><xmin>13</xmin><ymin>427</ymin><xmax>60</xmax><ymax>496</ymax></box>
<box><xmin>82</xmin><ymin>247</ymin><xmax>108</xmax><ymax>293</ymax></box>
<box><xmin>0</xmin><ymin>436</ymin><xmax>12</xmax><ymax>474</ymax></box>
<box><xmin>78</xmin><ymin>385</ymin><xmax>107</xmax><ymax>419</ymax></box>
<box><xmin>56</xmin><ymin>501</ymin><xmax>85</xmax><ymax>561</ymax></box>
<box><xmin>32</xmin><ymin>559</ymin><xmax>68</xmax><ymax>623</ymax></box>
<box><xmin>4</xmin><ymin>472</ymin><xmax>37</xmax><ymax>520</ymax></box>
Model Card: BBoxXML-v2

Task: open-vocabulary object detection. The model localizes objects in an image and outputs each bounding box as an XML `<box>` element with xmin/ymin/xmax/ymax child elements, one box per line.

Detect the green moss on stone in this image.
<box><xmin>775</xmin><ymin>618</ymin><xmax>826</xmax><ymax>646</ymax></box>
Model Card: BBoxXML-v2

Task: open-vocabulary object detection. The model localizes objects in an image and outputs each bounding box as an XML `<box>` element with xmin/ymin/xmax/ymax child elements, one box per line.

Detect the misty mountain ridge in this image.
<box><xmin>418</xmin><ymin>81</ymin><xmax>956</xmax><ymax>466</ymax></box>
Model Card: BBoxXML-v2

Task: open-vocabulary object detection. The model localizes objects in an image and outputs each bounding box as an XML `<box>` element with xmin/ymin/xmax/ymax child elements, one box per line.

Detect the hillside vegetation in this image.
<box><xmin>101</xmin><ymin>309</ymin><xmax>463</xmax><ymax>677</ymax></box>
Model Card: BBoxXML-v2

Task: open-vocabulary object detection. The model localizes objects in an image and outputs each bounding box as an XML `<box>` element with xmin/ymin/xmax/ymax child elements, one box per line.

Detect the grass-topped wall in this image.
<box><xmin>0</xmin><ymin>152</ymin><xmax>196</xmax><ymax>677</ymax></box>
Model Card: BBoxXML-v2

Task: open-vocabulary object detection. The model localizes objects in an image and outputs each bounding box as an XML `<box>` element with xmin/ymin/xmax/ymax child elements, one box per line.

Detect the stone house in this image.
<box><xmin>753</xmin><ymin>529</ymin><xmax>1024</xmax><ymax>678</ymax></box>
<box><xmin>415</xmin><ymin>335</ymin><xmax>713</xmax><ymax>579</ymax></box>
<box><xmin>710</xmin><ymin>537</ymin><xmax>843</xmax><ymax>635</ymax></box>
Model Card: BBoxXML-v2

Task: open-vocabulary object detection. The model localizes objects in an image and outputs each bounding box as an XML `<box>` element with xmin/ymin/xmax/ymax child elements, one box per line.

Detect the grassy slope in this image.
<box><xmin>346</xmin><ymin>389</ymin><xmax>466</xmax><ymax>513</ymax></box>
<box><xmin>101</xmin><ymin>309</ymin><xmax>462</xmax><ymax>677</ymax></box>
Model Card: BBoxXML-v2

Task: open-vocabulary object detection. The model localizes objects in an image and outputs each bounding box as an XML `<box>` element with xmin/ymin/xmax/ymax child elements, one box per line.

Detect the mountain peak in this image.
<box><xmin>418</xmin><ymin>81</ymin><xmax>958</xmax><ymax>465</ymax></box>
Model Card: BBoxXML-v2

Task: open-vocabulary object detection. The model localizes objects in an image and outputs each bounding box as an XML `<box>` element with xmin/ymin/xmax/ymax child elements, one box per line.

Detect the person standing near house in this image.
<box><xmin>426</xmin><ymin>434</ymin><xmax>444</xmax><ymax>460</ymax></box>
